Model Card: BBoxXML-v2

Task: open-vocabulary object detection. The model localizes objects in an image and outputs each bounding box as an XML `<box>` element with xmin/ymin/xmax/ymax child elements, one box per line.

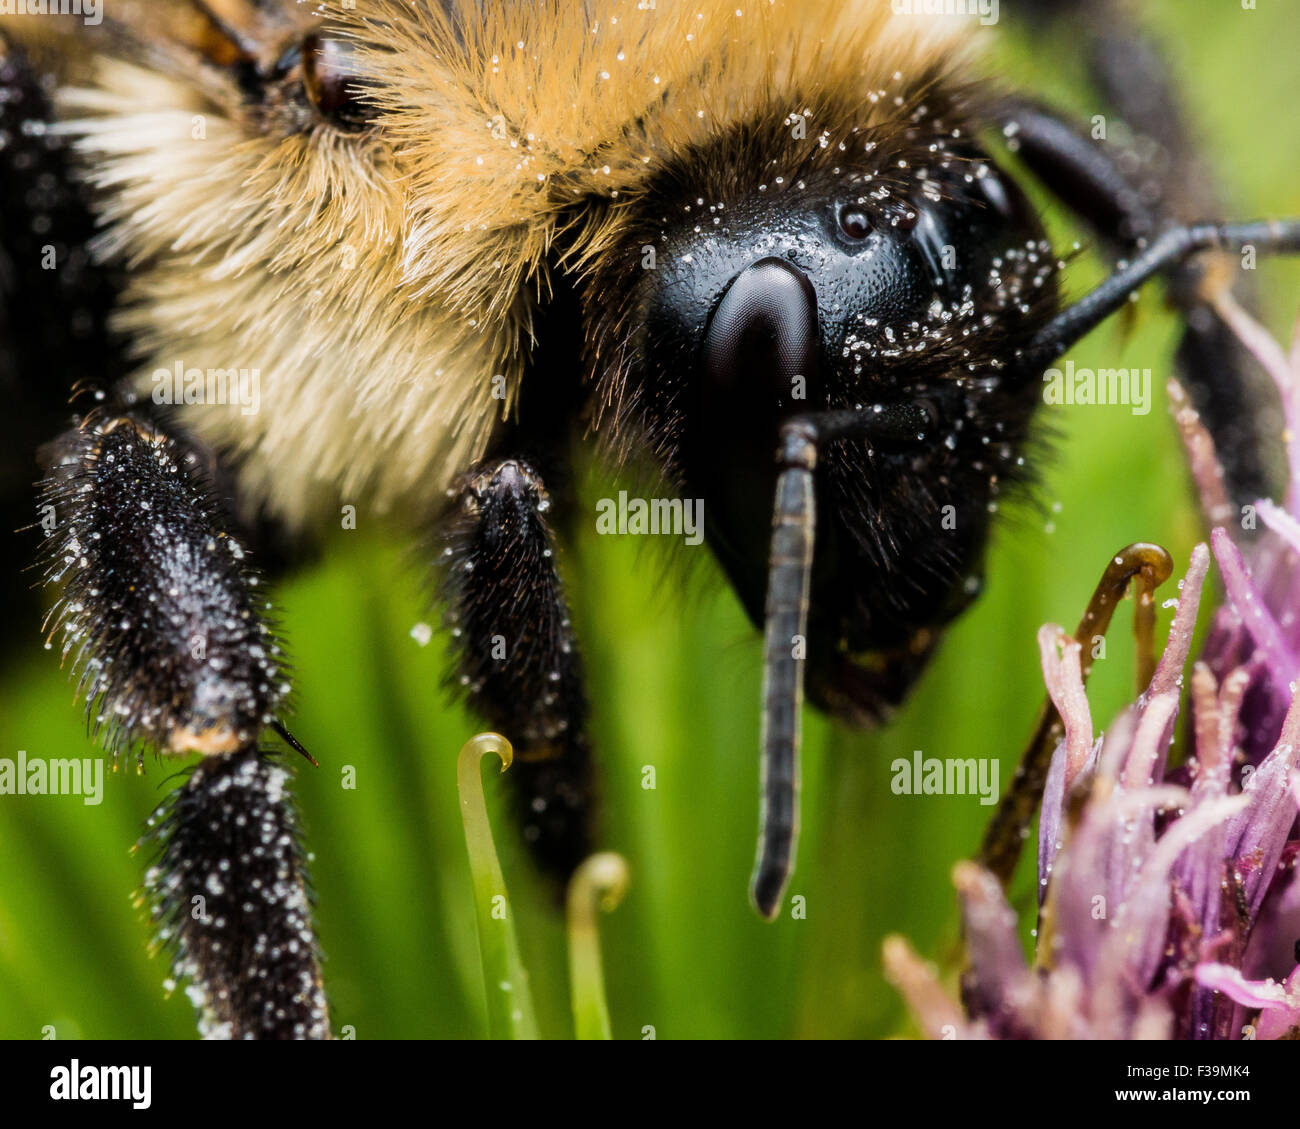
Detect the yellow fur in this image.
<box><xmin>12</xmin><ymin>0</ymin><xmax>968</xmax><ymax>526</ymax></box>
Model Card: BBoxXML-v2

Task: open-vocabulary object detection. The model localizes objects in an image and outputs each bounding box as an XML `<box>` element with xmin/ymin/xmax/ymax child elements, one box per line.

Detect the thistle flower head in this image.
<box><xmin>888</xmin><ymin>302</ymin><xmax>1300</xmax><ymax>1041</ymax></box>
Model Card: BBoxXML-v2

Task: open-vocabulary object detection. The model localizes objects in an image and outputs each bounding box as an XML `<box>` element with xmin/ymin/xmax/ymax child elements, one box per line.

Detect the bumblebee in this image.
<box><xmin>2</xmin><ymin>0</ymin><xmax>1298</xmax><ymax>1038</ymax></box>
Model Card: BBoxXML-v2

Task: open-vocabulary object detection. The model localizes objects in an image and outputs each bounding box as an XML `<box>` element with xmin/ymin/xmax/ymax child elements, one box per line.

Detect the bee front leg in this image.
<box><xmin>996</xmin><ymin>94</ymin><xmax>1284</xmax><ymax>504</ymax></box>
<box><xmin>438</xmin><ymin>457</ymin><xmax>595</xmax><ymax>886</ymax></box>
<box><xmin>37</xmin><ymin>408</ymin><xmax>329</xmax><ymax>1039</ymax></box>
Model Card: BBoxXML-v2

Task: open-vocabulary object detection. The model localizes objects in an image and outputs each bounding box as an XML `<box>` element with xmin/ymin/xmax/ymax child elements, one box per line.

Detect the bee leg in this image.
<box><xmin>994</xmin><ymin>97</ymin><xmax>1160</xmax><ymax>248</ymax></box>
<box><xmin>439</xmin><ymin>457</ymin><xmax>595</xmax><ymax>885</ymax></box>
<box><xmin>997</xmin><ymin>95</ymin><xmax>1281</xmax><ymax>503</ymax></box>
<box><xmin>39</xmin><ymin>408</ymin><xmax>289</xmax><ymax>757</ymax></box>
<box><xmin>1090</xmin><ymin>22</ymin><xmax>1282</xmax><ymax>506</ymax></box>
<box><xmin>38</xmin><ymin>407</ymin><xmax>329</xmax><ymax>1039</ymax></box>
<box><xmin>1021</xmin><ymin>219</ymin><xmax>1300</xmax><ymax>374</ymax></box>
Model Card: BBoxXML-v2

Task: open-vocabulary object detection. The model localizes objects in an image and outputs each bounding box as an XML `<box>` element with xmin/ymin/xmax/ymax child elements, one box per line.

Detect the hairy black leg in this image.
<box><xmin>38</xmin><ymin>408</ymin><xmax>328</xmax><ymax>1039</ymax></box>
<box><xmin>1020</xmin><ymin>220</ymin><xmax>1300</xmax><ymax>373</ymax></box>
<box><xmin>997</xmin><ymin>88</ymin><xmax>1279</xmax><ymax>502</ymax></box>
<box><xmin>1083</xmin><ymin>23</ymin><xmax>1282</xmax><ymax>503</ymax></box>
<box><xmin>1021</xmin><ymin>1</ymin><xmax>1237</xmax><ymax>229</ymax></box>
<box><xmin>140</xmin><ymin>749</ymin><xmax>328</xmax><ymax>1040</ymax></box>
<box><xmin>40</xmin><ymin>411</ymin><xmax>289</xmax><ymax>757</ymax></box>
<box><xmin>439</xmin><ymin>457</ymin><xmax>595</xmax><ymax>884</ymax></box>
<box><xmin>997</xmin><ymin>98</ymin><xmax>1158</xmax><ymax>249</ymax></box>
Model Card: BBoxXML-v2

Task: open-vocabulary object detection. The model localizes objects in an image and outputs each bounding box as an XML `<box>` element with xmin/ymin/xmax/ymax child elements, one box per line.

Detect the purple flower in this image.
<box><xmin>885</xmin><ymin>300</ymin><xmax>1300</xmax><ymax>1040</ymax></box>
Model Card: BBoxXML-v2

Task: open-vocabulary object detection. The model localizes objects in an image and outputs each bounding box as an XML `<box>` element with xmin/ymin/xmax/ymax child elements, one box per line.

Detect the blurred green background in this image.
<box><xmin>3</xmin><ymin>0</ymin><xmax>1300</xmax><ymax>1039</ymax></box>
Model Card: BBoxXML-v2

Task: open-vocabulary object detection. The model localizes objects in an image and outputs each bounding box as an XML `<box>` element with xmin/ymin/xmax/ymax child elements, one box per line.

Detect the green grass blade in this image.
<box><xmin>566</xmin><ymin>852</ymin><xmax>630</xmax><ymax>1040</ymax></box>
<box><xmin>456</xmin><ymin>732</ymin><xmax>539</xmax><ymax>1040</ymax></box>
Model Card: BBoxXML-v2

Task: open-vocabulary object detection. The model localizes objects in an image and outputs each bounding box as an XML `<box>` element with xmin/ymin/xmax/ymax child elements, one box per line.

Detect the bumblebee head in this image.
<box><xmin>590</xmin><ymin>99</ymin><xmax>1059</xmax><ymax>720</ymax></box>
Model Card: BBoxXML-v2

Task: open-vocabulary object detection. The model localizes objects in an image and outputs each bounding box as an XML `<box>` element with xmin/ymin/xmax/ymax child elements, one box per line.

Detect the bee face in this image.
<box><xmin>593</xmin><ymin>104</ymin><xmax>1058</xmax><ymax>721</ymax></box>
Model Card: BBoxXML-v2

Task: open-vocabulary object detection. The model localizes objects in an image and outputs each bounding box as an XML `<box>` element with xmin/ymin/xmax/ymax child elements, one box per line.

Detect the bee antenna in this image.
<box><xmin>271</xmin><ymin>719</ymin><xmax>320</xmax><ymax>768</ymax></box>
<box><xmin>752</xmin><ymin>422</ymin><xmax>818</xmax><ymax>921</ymax></box>
<box><xmin>753</xmin><ymin>405</ymin><xmax>933</xmax><ymax>920</ymax></box>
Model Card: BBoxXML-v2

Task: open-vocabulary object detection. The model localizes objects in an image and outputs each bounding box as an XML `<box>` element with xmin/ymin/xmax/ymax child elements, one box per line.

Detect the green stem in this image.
<box><xmin>456</xmin><ymin>732</ymin><xmax>539</xmax><ymax>1040</ymax></box>
<box><xmin>566</xmin><ymin>851</ymin><xmax>630</xmax><ymax>1040</ymax></box>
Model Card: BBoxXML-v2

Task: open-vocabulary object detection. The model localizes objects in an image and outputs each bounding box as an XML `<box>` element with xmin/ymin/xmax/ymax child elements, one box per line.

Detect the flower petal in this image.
<box><xmin>1211</xmin><ymin>527</ymin><xmax>1298</xmax><ymax>700</ymax></box>
<box><xmin>1121</xmin><ymin>692</ymin><xmax>1179</xmax><ymax>790</ymax></box>
<box><xmin>954</xmin><ymin>860</ymin><xmax>1036</xmax><ymax>1033</ymax></box>
<box><xmin>1147</xmin><ymin>543</ymin><xmax>1210</xmax><ymax>700</ymax></box>
<box><xmin>1215</xmin><ymin>292</ymin><xmax>1300</xmax><ymax>499</ymax></box>
<box><xmin>1226</xmin><ymin>732</ymin><xmax>1300</xmax><ymax>920</ymax></box>
<box><xmin>1168</xmin><ymin>382</ymin><xmax>1234</xmax><ymax>529</ymax></box>
<box><xmin>1102</xmin><ymin>793</ymin><xmax>1248</xmax><ymax>992</ymax></box>
<box><xmin>882</xmin><ymin>935</ymin><xmax>979</xmax><ymax>1041</ymax></box>
<box><xmin>1257</xmin><ymin>498</ymin><xmax>1300</xmax><ymax>558</ymax></box>
<box><xmin>1049</xmin><ymin>784</ymin><xmax>1189</xmax><ymax>981</ymax></box>
<box><xmin>1194</xmin><ymin>963</ymin><xmax>1300</xmax><ymax>1040</ymax></box>
<box><xmin>1038</xmin><ymin>624</ymin><xmax>1093</xmax><ymax>789</ymax></box>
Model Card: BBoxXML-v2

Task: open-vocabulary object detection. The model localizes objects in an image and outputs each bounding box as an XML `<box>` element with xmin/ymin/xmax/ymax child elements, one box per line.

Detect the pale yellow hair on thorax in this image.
<box><xmin>38</xmin><ymin>0</ymin><xmax>972</xmax><ymax>528</ymax></box>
